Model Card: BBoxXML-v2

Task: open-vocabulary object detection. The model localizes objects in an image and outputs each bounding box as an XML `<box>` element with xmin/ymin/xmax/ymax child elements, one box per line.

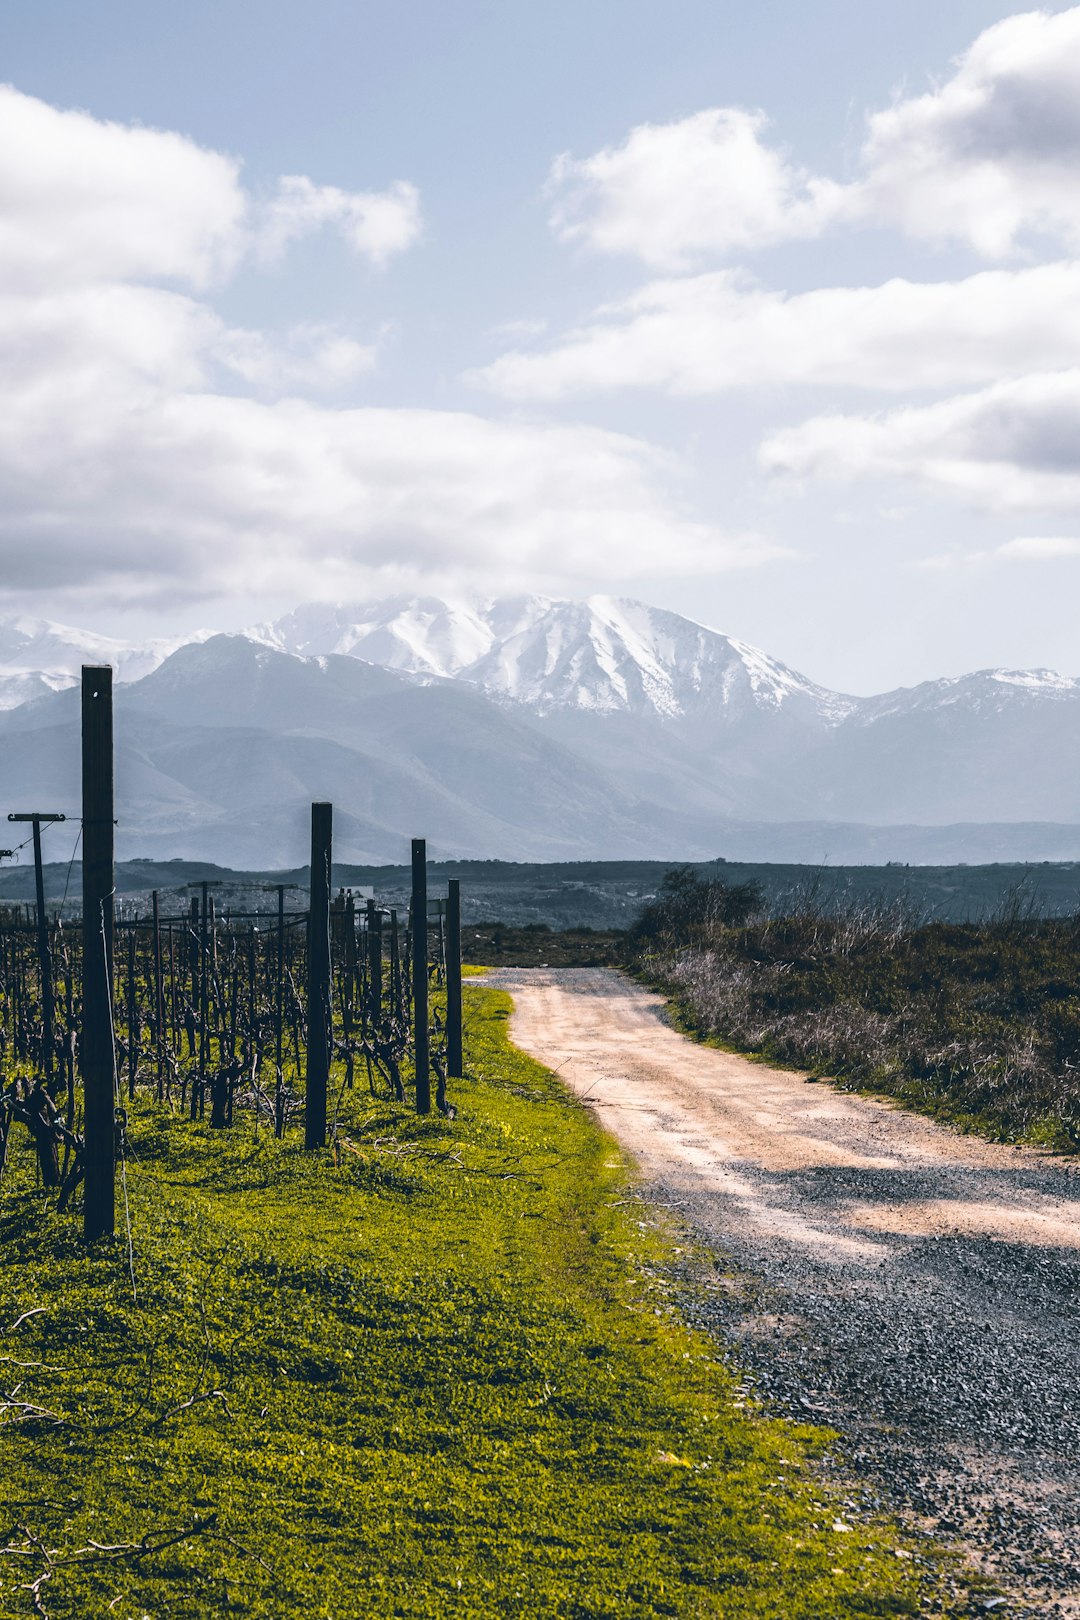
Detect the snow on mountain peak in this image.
<box><xmin>0</xmin><ymin>615</ymin><xmax>214</xmax><ymax>711</ymax></box>
<box><xmin>990</xmin><ymin>668</ymin><xmax>1078</xmax><ymax>693</ymax></box>
<box><xmin>251</xmin><ymin>592</ymin><xmax>835</xmax><ymax>724</ymax></box>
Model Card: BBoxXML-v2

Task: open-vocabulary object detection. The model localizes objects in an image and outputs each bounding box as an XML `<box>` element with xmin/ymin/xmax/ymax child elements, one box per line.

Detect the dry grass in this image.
<box><xmin>631</xmin><ymin>871</ymin><xmax>1080</xmax><ymax>1148</ymax></box>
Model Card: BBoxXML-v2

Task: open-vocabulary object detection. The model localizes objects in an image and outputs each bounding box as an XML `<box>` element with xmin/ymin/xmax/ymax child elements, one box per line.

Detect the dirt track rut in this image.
<box><xmin>489</xmin><ymin>967</ymin><xmax>1080</xmax><ymax>1616</ymax></box>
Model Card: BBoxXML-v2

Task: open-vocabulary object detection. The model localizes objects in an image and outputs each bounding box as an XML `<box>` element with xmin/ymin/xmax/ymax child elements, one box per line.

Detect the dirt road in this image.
<box><xmin>490</xmin><ymin>967</ymin><xmax>1080</xmax><ymax>1615</ymax></box>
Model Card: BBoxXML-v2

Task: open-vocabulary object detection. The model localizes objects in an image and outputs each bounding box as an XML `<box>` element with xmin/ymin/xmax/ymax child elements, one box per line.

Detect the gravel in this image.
<box><xmin>492</xmin><ymin>966</ymin><xmax>1080</xmax><ymax>1617</ymax></box>
<box><xmin>668</xmin><ymin>1156</ymin><xmax>1080</xmax><ymax>1616</ymax></box>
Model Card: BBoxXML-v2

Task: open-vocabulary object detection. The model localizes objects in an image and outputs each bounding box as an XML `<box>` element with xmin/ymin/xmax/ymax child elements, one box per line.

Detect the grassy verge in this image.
<box><xmin>0</xmin><ymin>986</ymin><xmax>953</xmax><ymax>1617</ymax></box>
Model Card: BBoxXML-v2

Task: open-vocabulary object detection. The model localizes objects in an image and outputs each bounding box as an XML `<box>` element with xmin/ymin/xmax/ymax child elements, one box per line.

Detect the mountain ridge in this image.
<box><xmin>3</xmin><ymin>594</ymin><xmax>1077</xmax><ymax>727</ymax></box>
<box><xmin>2</xmin><ymin>597</ymin><xmax>1080</xmax><ymax>865</ymax></box>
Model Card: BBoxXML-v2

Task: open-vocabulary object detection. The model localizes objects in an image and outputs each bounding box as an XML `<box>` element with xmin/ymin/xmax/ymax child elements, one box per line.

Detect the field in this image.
<box><xmin>0</xmin><ymin>986</ymin><xmax>953</xmax><ymax>1618</ymax></box>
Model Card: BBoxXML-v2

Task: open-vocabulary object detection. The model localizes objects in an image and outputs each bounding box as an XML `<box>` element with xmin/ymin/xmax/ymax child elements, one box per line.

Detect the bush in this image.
<box><xmin>630</xmin><ymin>866</ymin><xmax>764</xmax><ymax>948</ymax></box>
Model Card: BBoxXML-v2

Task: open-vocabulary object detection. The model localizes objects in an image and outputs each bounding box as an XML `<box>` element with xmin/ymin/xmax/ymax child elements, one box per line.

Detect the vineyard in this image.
<box><xmin>0</xmin><ymin>666</ymin><xmax>463</xmax><ymax>1239</ymax></box>
<box><xmin>0</xmin><ymin>671</ymin><xmax>972</xmax><ymax>1617</ymax></box>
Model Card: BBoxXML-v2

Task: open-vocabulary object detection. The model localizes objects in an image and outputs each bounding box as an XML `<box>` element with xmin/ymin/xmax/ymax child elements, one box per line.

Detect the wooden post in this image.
<box><xmin>82</xmin><ymin>667</ymin><xmax>115</xmax><ymax>1241</ymax></box>
<box><xmin>152</xmin><ymin>891</ymin><xmax>164</xmax><ymax>1102</ymax></box>
<box><xmin>188</xmin><ymin>895</ymin><xmax>199</xmax><ymax>999</ymax></box>
<box><xmin>446</xmin><ymin>879</ymin><xmax>463</xmax><ymax>1079</ymax></box>
<box><xmin>126</xmin><ymin>924</ymin><xmax>137</xmax><ymax>1100</ymax></box>
<box><xmin>260</xmin><ymin>884</ymin><xmax>298</xmax><ymax>1076</ymax></box>
<box><xmin>366</xmin><ymin>899</ymin><xmax>382</xmax><ymax>1031</ymax></box>
<box><xmin>198</xmin><ymin>881</ymin><xmax>210</xmax><ymax>1104</ymax></box>
<box><xmin>305</xmin><ymin>803</ymin><xmax>332</xmax><ymax>1149</ymax></box>
<box><xmin>412</xmin><ymin>838</ymin><xmax>430</xmax><ymax>1115</ymax></box>
<box><xmin>389</xmin><ymin>909</ymin><xmax>401</xmax><ymax>1023</ymax></box>
<box><xmin>343</xmin><ymin>894</ymin><xmax>356</xmax><ymax>1042</ymax></box>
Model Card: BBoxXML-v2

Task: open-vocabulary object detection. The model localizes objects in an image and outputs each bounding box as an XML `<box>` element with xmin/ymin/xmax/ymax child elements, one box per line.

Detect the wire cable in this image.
<box><xmin>56</xmin><ymin>825</ymin><xmax>83</xmax><ymax>922</ymax></box>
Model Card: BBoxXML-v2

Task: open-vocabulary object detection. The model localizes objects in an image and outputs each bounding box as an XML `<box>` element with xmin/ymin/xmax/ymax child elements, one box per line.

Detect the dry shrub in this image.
<box><xmin>632</xmin><ymin>882</ymin><xmax>1080</xmax><ymax>1147</ymax></box>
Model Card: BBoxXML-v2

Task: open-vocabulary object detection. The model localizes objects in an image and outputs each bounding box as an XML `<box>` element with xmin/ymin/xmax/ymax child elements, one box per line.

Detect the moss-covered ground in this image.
<box><xmin>0</xmin><ymin>986</ymin><xmax>953</xmax><ymax>1617</ymax></box>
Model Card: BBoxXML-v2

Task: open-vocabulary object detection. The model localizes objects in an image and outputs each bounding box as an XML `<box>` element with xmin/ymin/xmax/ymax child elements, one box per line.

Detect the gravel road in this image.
<box><xmin>489</xmin><ymin>966</ymin><xmax>1080</xmax><ymax>1616</ymax></box>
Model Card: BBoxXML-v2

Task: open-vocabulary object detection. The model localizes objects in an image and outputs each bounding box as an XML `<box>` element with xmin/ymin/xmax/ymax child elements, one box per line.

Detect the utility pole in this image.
<box><xmin>305</xmin><ymin>804</ymin><xmax>332</xmax><ymax>1150</ymax></box>
<box><xmin>446</xmin><ymin>879</ymin><xmax>463</xmax><ymax>1079</ymax></box>
<box><xmin>412</xmin><ymin>838</ymin><xmax>430</xmax><ymax>1115</ymax></box>
<box><xmin>6</xmin><ymin>811</ymin><xmax>65</xmax><ymax>1081</ymax></box>
<box><xmin>82</xmin><ymin>667</ymin><xmax>114</xmax><ymax>1242</ymax></box>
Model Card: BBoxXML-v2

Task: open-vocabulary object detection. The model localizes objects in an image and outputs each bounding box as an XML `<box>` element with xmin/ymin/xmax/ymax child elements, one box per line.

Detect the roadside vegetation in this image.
<box><xmin>631</xmin><ymin>867</ymin><xmax>1080</xmax><ymax>1149</ymax></box>
<box><xmin>0</xmin><ymin>985</ymin><xmax>949</xmax><ymax>1617</ymax></box>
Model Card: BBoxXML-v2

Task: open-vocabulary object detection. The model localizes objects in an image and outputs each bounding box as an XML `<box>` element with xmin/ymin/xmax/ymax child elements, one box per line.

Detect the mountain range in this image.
<box><xmin>1</xmin><ymin>595</ymin><xmax>1079</xmax><ymax>867</ymax></box>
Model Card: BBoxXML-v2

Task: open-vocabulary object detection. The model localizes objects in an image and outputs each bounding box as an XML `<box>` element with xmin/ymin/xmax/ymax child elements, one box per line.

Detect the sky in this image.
<box><xmin>1</xmin><ymin>0</ymin><xmax>1079</xmax><ymax>693</ymax></box>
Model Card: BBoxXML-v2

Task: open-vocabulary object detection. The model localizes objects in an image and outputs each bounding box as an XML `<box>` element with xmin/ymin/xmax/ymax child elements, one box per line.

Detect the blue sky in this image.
<box><xmin>1</xmin><ymin>1</ymin><xmax>1078</xmax><ymax>692</ymax></box>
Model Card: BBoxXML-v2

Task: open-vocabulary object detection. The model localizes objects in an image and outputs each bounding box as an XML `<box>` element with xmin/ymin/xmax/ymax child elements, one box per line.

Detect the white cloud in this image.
<box><xmin>759</xmin><ymin>369</ymin><xmax>1080</xmax><ymax>510</ymax></box>
<box><xmin>216</xmin><ymin>322</ymin><xmax>380</xmax><ymax>392</ymax></box>
<box><xmin>476</xmin><ymin>261</ymin><xmax>1080</xmax><ymax>400</ymax></box>
<box><xmin>918</xmin><ymin>534</ymin><xmax>1080</xmax><ymax>568</ymax></box>
<box><xmin>0</xmin><ymin>386</ymin><xmax>772</xmax><ymax>603</ymax></box>
<box><xmin>258</xmin><ymin>175</ymin><xmax>422</xmax><ymax>268</ymax></box>
<box><xmin>0</xmin><ymin>84</ymin><xmax>246</xmax><ymax>289</ymax></box>
<box><xmin>548</xmin><ymin>108</ymin><xmax>839</xmax><ymax>271</ymax></box>
<box><xmin>852</xmin><ymin>6</ymin><xmax>1080</xmax><ymax>255</ymax></box>
<box><xmin>489</xmin><ymin>316</ymin><xmax>549</xmax><ymax>340</ymax></box>
<box><xmin>992</xmin><ymin>535</ymin><xmax>1080</xmax><ymax>559</ymax></box>
<box><xmin>0</xmin><ymin>83</ymin><xmax>422</xmax><ymax>295</ymax></box>
<box><xmin>0</xmin><ymin>278</ymin><xmax>378</xmax><ymax>404</ymax></box>
<box><xmin>543</xmin><ymin>8</ymin><xmax>1080</xmax><ymax>267</ymax></box>
<box><xmin>0</xmin><ymin>86</ymin><xmax>768</xmax><ymax>609</ymax></box>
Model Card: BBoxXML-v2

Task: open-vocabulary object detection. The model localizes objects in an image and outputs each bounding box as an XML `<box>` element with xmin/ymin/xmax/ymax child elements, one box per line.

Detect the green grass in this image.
<box><xmin>0</xmin><ymin>987</ymin><xmax>951</xmax><ymax>1617</ymax></box>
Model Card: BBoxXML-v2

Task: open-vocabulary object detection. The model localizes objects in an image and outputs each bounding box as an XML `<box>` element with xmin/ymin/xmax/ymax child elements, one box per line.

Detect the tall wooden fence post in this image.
<box><xmin>446</xmin><ymin>878</ymin><xmax>463</xmax><ymax>1079</ymax></box>
<box><xmin>82</xmin><ymin>666</ymin><xmax>115</xmax><ymax>1241</ymax></box>
<box><xmin>412</xmin><ymin>837</ymin><xmax>430</xmax><ymax>1115</ymax></box>
<box><xmin>305</xmin><ymin>802</ymin><xmax>332</xmax><ymax>1149</ymax></box>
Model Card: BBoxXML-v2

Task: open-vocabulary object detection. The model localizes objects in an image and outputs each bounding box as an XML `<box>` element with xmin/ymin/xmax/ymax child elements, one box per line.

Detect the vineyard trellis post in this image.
<box><xmin>7</xmin><ymin>810</ymin><xmax>65</xmax><ymax>1081</ymax></box>
<box><xmin>151</xmin><ymin>889</ymin><xmax>165</xmax><ymax>1102</ymax></box>
<box><xmin>305</xmin><ymin>802</ymin><xmax>332</xmax><ymax>1150</ymax></box>
<box><xmin>412</xmin><ymin>837</ymin><xmax>430</xmax><ymax>1115</ymax></box>
<box><xmin>182</xmin><ymin>879</ymin><xmax>221</xmax><ymax>1115</ymax></box>
<box><xmin>82</xmin><ymin>665</ymin><xmax>115</xmax><ymax>1241</ymax></box>
<box><xmin>446</xmin><ymin>878</ymin><xmax>463</xmax><ymax>1078</ymax></box>
<box><xmin>366</xmin><ymin>898</ymin><xmax>382</xmax><ymax>1028</ymax></box>
<box><xmin>262</xmin><ymin>883</ymin><xmax>298</xmax><ymax>1077</ymax></box>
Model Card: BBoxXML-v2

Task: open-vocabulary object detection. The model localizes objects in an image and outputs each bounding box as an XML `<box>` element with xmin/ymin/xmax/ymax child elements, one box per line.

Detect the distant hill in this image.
<box><xmin>2</xmin><ymin>855</ymin><xmax>1078</xmax><ymax>931</ymax></box>
<box><xmin>1</xmin><ymin>594</ymin><xmax>1079</xmax><ymax>865</ymax></box>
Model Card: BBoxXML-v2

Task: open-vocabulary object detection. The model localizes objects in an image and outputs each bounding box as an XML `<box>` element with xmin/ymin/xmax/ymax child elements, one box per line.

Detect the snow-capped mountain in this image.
<box><xmin>249</xmin><ymin>594</ymin><xmax>852</xmax><ymax>725</ymax></box>
<box><xmin>3</xmin><ymin>594</ymin><xmax>1080</xmax><ymax>864</ymax></box>
<box><xmin>854</xmin><ymin>666</ymin><xmax>1080</xmax><ymax>725</ymax></box>
<box><xmin>0</xmin><ymin>616</ymin><xmax>212</xmax><ymax>711</ymax></box>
